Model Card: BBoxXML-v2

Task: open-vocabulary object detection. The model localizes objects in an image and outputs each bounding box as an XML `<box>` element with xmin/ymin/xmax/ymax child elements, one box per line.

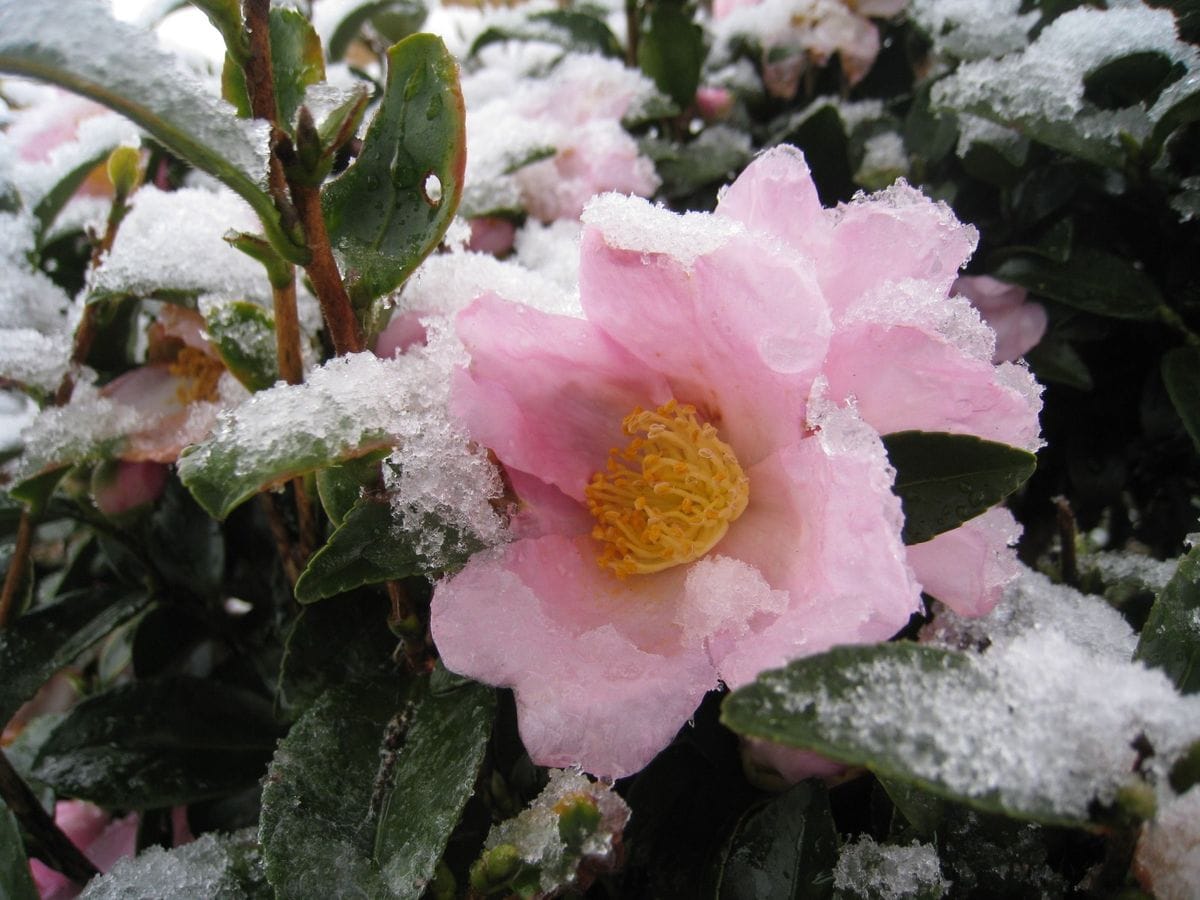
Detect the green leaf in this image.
<box><xmin>315</xmin><ymin>450</ymin><xmax>388</xmax><ymax>527</ymax></box>
<box><xmin>144</xmin><ymin>478</ymin><xmax>226</xmax><ymax>601</ymax></box>
<box><xmin>715</xmin><ymin>648</ymin><xmax>1166</xmax><ymax>830</ymax></box>
<box><xmin>470</xmin><ymin>10</ymin><xmax>622</xmax><ymax>59</ymax></box>
<box><xmin>0</xmin><ymin>797</ymin><xmax>38</xmax><ymax>900</ymax></box>
<box><xmin>32</xmin><ymin>677</ymin><xmax>280</xmax><ymax>808</ymax></box>
<box><xmin>0</xmin><ymin>0</ymin><xmax>305</xmax><ymax>263</ymax></box>
<box><xmin>205</xmin><ymin>300</ymin><xmax>280</xmax><ymax>392</ymax></box>
<box><xmin>223</xmin><ymin>8</ymin><xmax>325</xmax><ymax>128</ymax></box>
<box><xmin>881</xmin><ymin>431</ymin><xmax>1037</xmax><ymax>545</ymax></box>
<box><xmin>1162</xmin><ymin>345</ymin><xmax>1200</xmax><ymax>454</ymax></box>
<box><xmin>993</xmin><ymin>250</ymin><xmax>1166</xmax><ymax>321</ymax></box>
<box><xmin>879</xmin><ymin>776</ymin><xmax>946</xmax><ymax>838</ymax></box>
<box><xmin>642</xmin><ymin>126</ymin><xmax>752</xmax><ymax>200</ymax></box>
<box><xmin>322</xmin><ymin>33</ymin><xmax>466</xmax><ymax>314</ymax></box>
<box><xmin>261</xmin><ymin>675</ymin><xmax>492</xmax><ymax>898</ymax></box>
<box><xmin>79</xmin><ymin>830</ymin><xmax>270</xmax><ymax>898</ymax></box>
<box><xmin>31</xmin><ymin>145</ymin><xmax>118</xmax><ymax>241</ymax></box>
<box><xmin>294</xmin><ymin>499</ymin><xmax>417</xmax><ymax>603</ymax></box>
<box><xmin>374</xmin><ymin>678</ymin><xmax>495</xmax><ymax>898</ymax></box>
<box><xmin>1023</xmin><ymin>336</ymin><xmax>1093</xmax><ymax>391</ymax></box>
<box><xmin>176</xmin><ymin>354</ymin><xmax>403</xmax><ymax>520</ymax></box>
<box><xmin>1136</xmin><ymin>543</ymin><xmax>1200</xmax><ymax>694</ymax></box>
<box><xmin>638</xmin><ymin>1</ymin><xmax>705</xmax><ymax>109</ymax></box>
<box><xmin>773</xmin><ymin>105</ymin><xmax>855</xmax><ymax>206</ymax></box>
<box><xmin>0</xmin><ymin>588</ymin><xmax>151</xmax><ymax>727</ymax></box>
<box><xmin>1083</xmin><ymin>51</ymin><xmax>1185</xmax><ymax>111</ymax></box>
<box><xmin>713</xmin><ymin>782</ymin><xmax>837</xmax><ymax>900</ymax></box>
<box><xmin>327</xmin><ymin>0</ymin><xmax>429</xmax><ymax>62</ymax></box>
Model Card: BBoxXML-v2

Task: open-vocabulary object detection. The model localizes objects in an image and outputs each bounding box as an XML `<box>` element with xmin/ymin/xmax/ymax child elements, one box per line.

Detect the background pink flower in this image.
<box><xmin>29</xmin><ymin>801</ymin><xmax>137</xmax><ymax>900</ymax></box>
<box><xmin>431</xmin><ymin>146</ymin><xmax>1041</xmax><ymax>779</ymax></box>
<box><xmin>953</xmin><ymin>274</ymin><xmax>1048</xmax><ymax>363</ymax></box>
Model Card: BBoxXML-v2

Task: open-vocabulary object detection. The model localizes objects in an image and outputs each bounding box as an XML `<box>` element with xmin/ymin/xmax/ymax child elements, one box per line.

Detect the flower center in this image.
<box><xmin>585</xmin><ymin>399</ymin><xmax>749</xmax><ymax>577</ymax></box>
<box><xmin>168</xmin><ymin>347</ymin><xmax>224</xmax><ymax>405</ymax></box>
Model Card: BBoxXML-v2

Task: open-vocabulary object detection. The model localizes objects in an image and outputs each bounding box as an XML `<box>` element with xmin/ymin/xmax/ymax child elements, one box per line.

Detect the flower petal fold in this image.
<box><xmin>907</xmin><ymin>506</ymin><xmax>1023</xmax><ymax>618</ymax></box>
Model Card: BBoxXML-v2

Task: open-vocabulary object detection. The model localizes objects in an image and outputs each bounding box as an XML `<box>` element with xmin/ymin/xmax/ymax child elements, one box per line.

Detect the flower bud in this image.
<box><xmin>106</xmin><ymin>145</ymin><xmax>142</xmax><ymax>201</ymax></box>
<box><xmin>468</xmin><ymin>843</ymin><xmax>523</xmax><ymax>894</ymax></box>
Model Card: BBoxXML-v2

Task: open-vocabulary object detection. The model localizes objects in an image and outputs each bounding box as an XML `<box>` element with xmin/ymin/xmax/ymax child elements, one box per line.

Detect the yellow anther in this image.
<box><xmin>584</xmin><ymin>401</ymin><xmax>749</xmax><ymax>577</ymax></box>
<box><xmin>168</xmin><ymin>346</ymin><xmax>224</xmax><ymax>405</ymax></box>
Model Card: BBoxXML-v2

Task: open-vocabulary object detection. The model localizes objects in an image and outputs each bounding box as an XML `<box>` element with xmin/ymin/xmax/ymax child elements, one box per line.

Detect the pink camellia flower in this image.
<box><xmin>99</xmin><ymin>306</ymin><xmax>232</xmax><ymax>463</ymax></box>
<box><xmin>431</xmin><ymin>145</ymin><xmax>1041</xmax><ymax>779</ymax></box>
<box><xmin>953</xmin><ymin>275</ymin><xmax>1048</xmax><ymax>363</ymax></box>
<box><xmin>29</xmin><ymin>800</ymin><xmax>137</xmax><ymax>900</ymax></box>
<box><xmin>712</xmin><ymin>0</ymin><xmax>909</xmax><ymax>94</ymax></box>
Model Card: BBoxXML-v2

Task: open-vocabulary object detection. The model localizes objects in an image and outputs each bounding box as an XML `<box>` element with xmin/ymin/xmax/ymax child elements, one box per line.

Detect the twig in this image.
<box><xmin>0</xmin><ymin>749</ymin><xmax>99</xmax><ymax>885</ymax></box>
<box><xmin>1054</xmin><ymin>495</ymin><xmax>1079</xmax><ymax>587</ymax></box>
<box><xmin>0</xmin><ymin>511</ymin><xmax>32</xmax><ymax>629</ymax></box>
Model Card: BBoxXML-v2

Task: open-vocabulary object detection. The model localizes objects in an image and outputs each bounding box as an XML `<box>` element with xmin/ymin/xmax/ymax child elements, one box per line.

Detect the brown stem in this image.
<box><xmin>0</xmin><ymin>511</ymin><xmax>32</xmax><ymax>629</ymax></box>
<box><xmin>259</xmin><ymin>494</ymin><xmax>299</xmax><ymax>587</ymax></box>
<box><xmin>271</xmin><ymin>277</ymin><xmax>304</xmax><ymax>387</ymax></box>
<box><xmin>289</xmin><ymin>181</ymin><xmax>363</xmax><ymax>355</ymax></box>
<box><xmin>625</xmin><ymin>0</ymin><xmax>639</xmax><ymax>67</ymax></box>
<box><xmin>0</xmin><ymin>749</ymin><xmax>100</xmax><ymax>885</ymax></box>
<box><xmin>1055</xmin><ymin>495</ymin><xmax>1079</xmax><ymax>588</ymax></box>
<box><xmin>242</xmin><ymin>0</ymin><xmax>298</xmax><ymax>232</ymax></box>
<box><xmin>292</xmin><ymin>478</ymin><xmax>316</xmax><ymax>563</ymax></box>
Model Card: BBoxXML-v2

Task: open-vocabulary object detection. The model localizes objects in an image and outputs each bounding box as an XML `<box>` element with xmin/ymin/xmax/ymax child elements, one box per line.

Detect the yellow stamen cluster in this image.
<box><xmin>585</xmin><ymin>400</ymin><xmax>749</xmax><ymax>577</ymax></box>
<box><xmin>168</xmin><ymin>347</ymin><xmax>224</xmax><ymax>405</ymax></box>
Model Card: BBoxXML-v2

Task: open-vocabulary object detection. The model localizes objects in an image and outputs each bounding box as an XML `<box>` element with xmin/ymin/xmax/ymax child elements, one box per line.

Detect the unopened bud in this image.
<box><xmin>469</xmin><ymin>843</ymin><xmax>523</xmax><ymax>894</ymax></box>
<box><xmin>106</xmin><ymin>145</ymin><xmax>142</xmax><ymax>201</ymax></box>
<box><xmin>555</xmin><ymin>794</ymin><xmax>602</xmax><ymax>850</ymax></box>
<box><xmin>1116</xmin><ymin>780</ymin><xmax>1158</xmax><ymax>823</ymax></box>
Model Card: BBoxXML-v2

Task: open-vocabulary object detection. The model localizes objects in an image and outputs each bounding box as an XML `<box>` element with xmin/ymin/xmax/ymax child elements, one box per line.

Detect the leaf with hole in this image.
<box><xmin>322</xmin><ymin>33</ymin><xmax>465</xmax><ymax>317</ymax></box>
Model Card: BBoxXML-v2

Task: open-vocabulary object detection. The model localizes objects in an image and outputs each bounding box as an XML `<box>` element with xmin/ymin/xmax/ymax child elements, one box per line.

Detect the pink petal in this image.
<box><xmin>577</xmin><ymin>226</ymin><xmax>831</xmax><ymax>465</ymax></box>
<box><xmin>987</xmin><ymin>301</ymin><xmax>1048</xmax><ymax>363</ymax></box>
<box><xmin>907</xmin><ymin>506</ymin><xmax>1022</xmax><ymax>618</ymax></box>
<box><xmin>743</xmin><ymin>738</ymin><xmax>845</xmax><ymax>783</ymax></box>
<box><xmin>92</xmin><ymin>460</ymin><xmax>169</xmax><ymax>516</ymax></box>
<box><xmin>101</xmin><ymin>364</ymin><xmax>216</xmax><ymax>463</ymax></box>
<box><xmin>715</xmin><ymin>145</ymin><xmax>829</xmax><ymax>257</ymax></box>
<box><xmin>431</xmin><ymin>535</ymin><xmax>717</xmax><ymax>778</ymax></box>
<box><xmin>822</xmin><ymin>321</ymin><xmax>1042</xmax><ymax>451</ymax></box>
<box><xmin>466</xmin><ymin>217</ymin><xmax>517</xmax><ymax>256</ymax></box>
<box><xmin>712</xmin><ymin>404</ymin><xmax>922</xmax><ymax>688</ymax></box>
<box><xmin>504</xmin><ymin>468</ymin><xmax>595</xmax><ymax>541</ymax></box>
<box><xmin>373</xmin><ymin>310</ymin><xmax>429</xmax><ymax>357</ymax></box>
<box><xmin>453</xmin><ymin>294</ymin><xmax>673</xmax><ymax>501</ymax></box>
<box><xmin>821</xmin><ymin>182</ymin><xmax>978</xmax><ymax>319</ymax></box>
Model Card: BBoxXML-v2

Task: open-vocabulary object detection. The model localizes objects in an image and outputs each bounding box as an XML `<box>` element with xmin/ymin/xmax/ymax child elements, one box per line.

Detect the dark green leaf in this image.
<box><xmin>0</xmin><ymin>1</ymin><xmax>304</xmax><ymax>263</ymax></box>
<box><xmin>322</xmin><ymin>33</ymin><xmax>466</xmax><ymax>314</ymax></box>
<box><xmin>259</xmin><ymin>679</ymin><xmax>400</xmax><ymax>898</ymax></box>
<box><xmin>205</xmin><ymin>301</ymin><xmax>280</xmax><ymax>393</ymax></box>
<box><xmin>1136</xmin><ymin>543</ymin><xmax>1200</xmax><ymax>694</ymax></box>
<box><xmin>721</xmin><ymin>643</ymin><xmax>1097</xmax><ymax>828</ymax></box>
<box><xmin>637</xmin><ymin>1</ymin><xmax>705</xmax><ymax>109</ymax></box>
<box><xmin>994</xmin><ymin>250</ymin><xmax>1166</xmax><ymax>321</ymax></box>
<box><xmin>145</xmin><ymin>478</ymin><xmax>225</xmax><ymax>601</ymax></box>
<box><xmin>879</xmin><ymin>776</ymin><xmax>945</xmax><ymax>838</ymax></box>
<box><xmin>1162</xmin><ymin>345</ymin><xmax>1200</xmax><ymax>454</ymax></box>
<box><xmin>882</xmin><ymin>431</ymin><xmax>1037</xmax><ymax>545</ymax></box>
<box><xmin>327</xmin><ymin>0</ymin><xmax>429</xmax><ymax>62</ymax></box>
<box><xmin>0</xmin><ymin>797</ymin><xmax>38</xmax><ymax>900</ymax></box>
<box><xmin>1083</xmin><ymin>51</ymin><xmax>1185</xmax><ymax>111</ymax></box>
<box><xmin>0</xmin><ymin>588</ymin><xmax>151</xmax><ymax>726</ymax></box>
<box><xmin>774</xmin><ymin>106</ymin><xmax>854</xmax><ymax>206</ymax></box>
<box><xmin>374</xmin><ymin>678</ymin><xmax>495</xmax><ymax>898</ymax></box>
<box><xmin>1023</xmin><ymin>336</ymin><xmax>1093</xmax><ymax>391</ymax></box>
<box><xmin>295</xmin><ymin>498</ymin><xmax>471</xmax><ymax>603</ymax></box>
<box><xmin>78</xmin><ymin>829</ymin><xmax>270</xmax><ymax>898</ymax></box>
<box><xmin>643</xmin><ymin>126</ymin><xmax>752</xmax><ymax>200</ymax></box>
<box><xmin>470</xmin><ymin>10</ymin><xmax>622</xmax><ymax>59</ymax></box>
<box><xmin>315</xmin><ymin>450</ymin><xmax>388</xmax><ymax>527</ymax></box>
<box><xmin>714</xmin><ymin>782</ymin><xmax>837</xmax><ymax>900</ymax></box>
<box><xmin>268</xmin><ymin>9</ymin><xmax>325</xmax><ymax>127</ymax></box>
<box><xmin>32</xmin><ymin>677</ymin><xmax>280</xmax><ymax>808</ymax></box>
<box><xmin>276</xmin><ymin>592</ymin><xmax>397</xmax><ymax>717</ymax></box>
<box><xmin>1148</xmin><ymin>78</ymin><xmax>1200</xmax><ymax>159</ymax></box>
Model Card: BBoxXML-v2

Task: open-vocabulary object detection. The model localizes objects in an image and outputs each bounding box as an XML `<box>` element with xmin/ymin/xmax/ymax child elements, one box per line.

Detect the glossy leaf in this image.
<box><xmin>1082</xmin><ymin>51</ymin><xmax>1184</xmax><ymax>111</ymax></box>
<box><xmin>322</xmin><ymin>34</ymin><xmax>466</xmax><ymax>314</ymax></box>
<box><xmin>470</xmin><ymin>10</ymin><xmax>622</xmax><ymax>59</ymax></box>
<box><xmin>882</xmin><ymin>431</ymin><xmax>1037</xmax><ymax>545</ymax></box>
<box><xmin>1136</xmin><ymin>543</ymin><xmax>1200</xmax><ymax>694</ymax></box>
<box><xmin>0</xmin><ymin>797</ymin><xmax>38</xmax><ymax>900</ymax></box>
<box><xmin>0</xmin><ymin>0</ymin><xmax>305</xmax><ymax>263</ymax></box>
<box><xmin>327</xmin><ymin>0</ymin><xmax>428</xmax><ymax>62</ymax></box>
<box><xmin>294</xmin><ymin>498</ymin><xmax>416</xmax><ymax>603</ymax></box>
<box><xmin>713</xmin><ymin>782</ymin><xmax>837</xmax><ymax>900</ymax></box>
<box><xmin>1162</xmin><ymin>345</ymin><xmax>1200</xmax><ymax>454</ymax></box>
<box><xmin>262</xmin><ymin>674</ymin><xmax>493</xmax><ymax>898</ymax></box>
<box><xmin>721</xmin><ymin>643</ymin><xmax>1097</xmax><ymax>828</ymax></box>
<box><xmin>205</xmin><ymin>301</ymin><xmax>280</xmax><ymax>393</ymax></box>
<box><xmin>374</xmin><ymin>678</ymin><xmax>495</xmax><ymax>898</ymax></box>
<box><xmin>637</xmin><ymin>1</ymin><xmax>705</xmax><ymax>109</ymax></box>
<box><xmin>32</xmin><ymin>677</ymin><xmax>280</xmax><ymax>808</ymax></box>
<box><xmin>0</xmin><ymin>588</ymin><xmax>151</xmax><ymax>726</ymax></box>
<box><xmin>993</xmin><ymin>250</ymin><xmax>1165</xmax><ymax>321</ymax></box>
<box><xmin>315</xmin><ymin>450</ymin><xmax>388</xmax><ymax>527</ymax></box>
